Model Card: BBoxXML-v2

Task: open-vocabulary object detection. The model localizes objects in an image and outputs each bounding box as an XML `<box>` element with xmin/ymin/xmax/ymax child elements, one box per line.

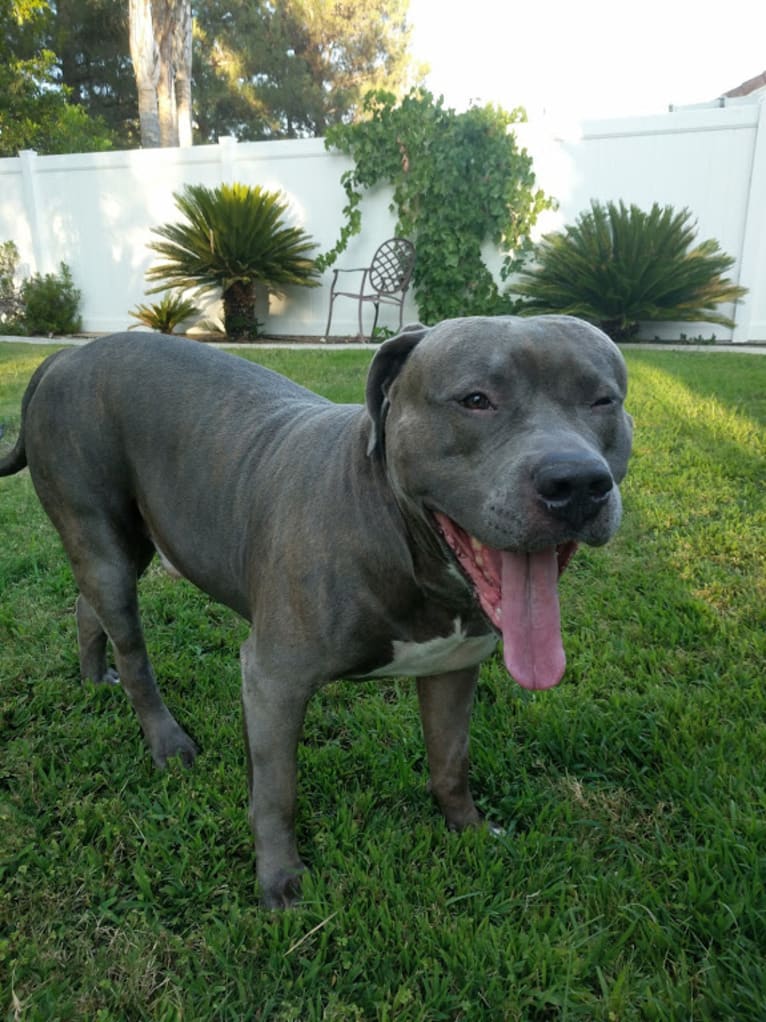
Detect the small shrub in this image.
<box><xmin>129</xmin><ymin>292</ymin><xmax>200</xmax><ymax>334</ymax></box>
<box><xmin>21</xmin><ymin>262</ymin><xmax>82</xmax><ymax>336</ymax></box>
<box><xmin>0</xmin><ymin>241</ymin><xmax>25</xmax><ymax>332</ymax></box>
<box><xmin>512</xmin><ymin>200</ymin><xmax>747</xmax><ymax>341</ymax></box>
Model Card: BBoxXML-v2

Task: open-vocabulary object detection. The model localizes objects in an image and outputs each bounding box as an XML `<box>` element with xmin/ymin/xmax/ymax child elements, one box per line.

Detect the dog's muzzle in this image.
<box><xmin>533</xmin><ymin>453</ymin><xmax>613</xmax><ymax>531</ymax></box>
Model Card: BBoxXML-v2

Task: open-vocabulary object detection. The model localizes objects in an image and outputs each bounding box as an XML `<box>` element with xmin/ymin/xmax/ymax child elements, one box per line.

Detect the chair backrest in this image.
<box><xmin>368</xmin><ymin>238</ymin><xmax>416</xmax><ymax>295</ymax></box>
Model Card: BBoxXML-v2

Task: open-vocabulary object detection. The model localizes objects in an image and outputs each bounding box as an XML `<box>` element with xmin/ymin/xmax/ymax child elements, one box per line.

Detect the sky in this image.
<box><xmin>407</xmin><ymin>0</ymin><xmax>765</xmax><ymax>123</ymax></box>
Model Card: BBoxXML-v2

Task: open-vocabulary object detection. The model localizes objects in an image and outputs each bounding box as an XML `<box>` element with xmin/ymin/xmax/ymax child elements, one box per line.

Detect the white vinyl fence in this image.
<box><xmin>1</xmin><ymin>97</ymin><xmax>765</xmax><ymax>341</ymax></box>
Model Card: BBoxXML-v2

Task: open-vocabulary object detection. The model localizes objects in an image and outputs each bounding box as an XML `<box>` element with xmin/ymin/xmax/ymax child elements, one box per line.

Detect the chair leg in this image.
<box><xmin>371</xmin><ymin>302</ymin><xmax>381</xmax><ymax>341</ymax></box>
<box><xmin>325</xmin><ymin>296</ymin><xmax>335</xmax><ymax>339</ymax></box>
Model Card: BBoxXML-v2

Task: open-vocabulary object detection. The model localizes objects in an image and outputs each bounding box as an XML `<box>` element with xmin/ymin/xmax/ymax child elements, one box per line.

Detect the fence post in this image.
<box><xmin>218</xmin><ymin>135</ymin><xmax>238</xmax><ymax>185</ymax></box>
<box><xmin>734</xmin><ymin>98</ymin><xmax>766</xmax><ymax>342</ymax></box>
<box><xmin>18</xmin><ymin>149</ymin><xmax>51</xmax><ymax>276</ymax></box>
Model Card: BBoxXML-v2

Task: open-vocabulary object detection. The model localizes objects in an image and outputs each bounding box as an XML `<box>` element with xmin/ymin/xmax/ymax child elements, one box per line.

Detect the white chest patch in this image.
<box><xmin>362</xmin><ymin>618</ymin><xmax>497</xmax><ymax>679</ymax></box>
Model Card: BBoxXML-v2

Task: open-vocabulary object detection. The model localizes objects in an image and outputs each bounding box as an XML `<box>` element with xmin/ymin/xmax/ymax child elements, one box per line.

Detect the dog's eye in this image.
<box><xmin>459</xmin><ymin>392</ymin><xmax>495</xmax><ymax>411</ymax></box>
<box><xmin>591</xmin><ymin>396</ymin><xmax>614</xmax><ymax>409</ymax></box>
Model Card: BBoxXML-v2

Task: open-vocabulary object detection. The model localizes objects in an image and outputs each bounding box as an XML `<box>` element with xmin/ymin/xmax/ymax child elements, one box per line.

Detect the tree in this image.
<box><xmin>193</xmin><ymin>0</ymin><xmax>423</xmax><ymax>142</ymax></box>
<box><xmin>145</xmin><ymin>182</ymin><xmax>321</xmax><ymax>339</ymax></box>
<box><xmin>0</xmin><ymin>0</ymin><xmax>114</xmax><ymax>156</ymax></box>
<box><xmin>52</xmin><ymin>0</ymin><xmax>138</xmax><ymax>146</ymax></box>
<box><xmin>2</xmin><ymin>0</ymin><xmax>420</xmax><ymax>152</ymax></box>
<box><xmin>128</xmin><ymin>0</ymin><xmax>192</xmax><ymax>147</ymax></box>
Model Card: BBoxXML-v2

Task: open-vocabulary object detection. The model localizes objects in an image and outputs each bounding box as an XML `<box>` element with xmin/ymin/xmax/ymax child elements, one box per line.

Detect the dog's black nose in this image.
<box><xmin>534</xmin><ymin>454</ymin><xmax>613</xmax><ymax>528</ymax></box>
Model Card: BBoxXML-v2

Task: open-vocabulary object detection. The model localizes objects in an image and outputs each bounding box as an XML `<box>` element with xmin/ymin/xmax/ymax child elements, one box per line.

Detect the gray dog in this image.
<box><xmin>0</xmin><ymin>315</ymin><xmax>632</xmax><ymax>907</ymax></box>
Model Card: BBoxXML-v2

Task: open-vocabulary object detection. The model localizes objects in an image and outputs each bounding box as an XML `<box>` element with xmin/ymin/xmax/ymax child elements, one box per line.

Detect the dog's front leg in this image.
<box><xmin>416</xmin><ymin>666</ymin><xmax>482</xmax><ymax>830</ymax></box>
<box><xmin>240</xmin><ymin>632</ymin><xmax>311</xmax><ymax>909</ymax></box>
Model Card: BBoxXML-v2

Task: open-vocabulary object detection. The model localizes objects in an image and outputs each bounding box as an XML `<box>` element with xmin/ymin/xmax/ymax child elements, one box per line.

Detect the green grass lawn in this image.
<box><xmin>1</xmin><ymin>341</ymin><xmax>764</xmax><ymax>1021</ymax></box>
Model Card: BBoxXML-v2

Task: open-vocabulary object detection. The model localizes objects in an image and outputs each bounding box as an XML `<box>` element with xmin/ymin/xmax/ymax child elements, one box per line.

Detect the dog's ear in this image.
<box><xmin>365</xmin><ymin>323</ymin><xmax>429</xmax><ymax>457</ymax></box>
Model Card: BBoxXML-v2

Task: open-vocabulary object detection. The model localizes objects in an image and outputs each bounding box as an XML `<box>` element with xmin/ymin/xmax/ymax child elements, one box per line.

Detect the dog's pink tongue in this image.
<box><xmin>501</xmin><ymin>549</ymin><xmax>565</xmax><ymax>690</ymax></box>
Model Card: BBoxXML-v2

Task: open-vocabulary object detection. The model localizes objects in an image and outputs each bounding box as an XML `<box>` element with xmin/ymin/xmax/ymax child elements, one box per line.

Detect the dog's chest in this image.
<box><xmin>361</xmin><ymin>618</ymin><xmax>496</xmax><ymax>679</ymax></box>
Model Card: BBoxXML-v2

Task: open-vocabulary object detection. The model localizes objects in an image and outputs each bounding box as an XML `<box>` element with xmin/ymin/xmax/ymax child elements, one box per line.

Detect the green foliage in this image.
<box><xmin>0</xmin><ymin>241</ymin><xmax>25</xmax><ymax>331</ymax></box>
<box><xmin>193</xmin><ymin>0</ymin><xmax>422</xmax><ymax>142</ymax></box>
<box><xmin>129</xmin><ymin>292</ymin><xmax>201</xmax><ymax>334</ymax></box>
<box><xmin>0</xmin><ymin>0</ymin><xmax>115</xmax><ymax>156</ymax></box>
<box><xmin>145</xmin><ymin>182</ymin><xmax>320</xmax><ymax>340</ymax></box>
<box><xmin>51</xmin><ymin>0</ymin><xmax>138</xmax><ymax>147</ymax></box>
<box><xmin>0</xmin><ymin>247</ymin><xmax>82</xmax><ymax>335</ymax></box>
<box><xmin>513</xmin><ymin>200</ymin><xmax>748</xmax><ymax>341</ymax></box>
<box><xmin>1</xmin><ymin>0</ymin><xmax>421</xmax><ymax>150</ymax></box>
<box><xmin>321</xmin><ymin>89</ymin><xmax>552</xmax><ymax>324</ymax></box>
<box><xmin>1</xmin><ymin>344</ymin><xmax>765</xmax><ymax>1018</ymax></box>
<box><xmin>20</xmin><ymin>262</ymin><xmax>82</xmax><ymax>335</ymax></box>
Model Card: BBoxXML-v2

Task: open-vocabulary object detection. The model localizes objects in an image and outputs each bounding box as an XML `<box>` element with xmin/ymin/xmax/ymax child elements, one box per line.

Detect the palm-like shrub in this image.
<box><xmin>129</xmin><ymin>291</ymin><xmax>200</xmax><ymax>334</ymax></box>
<box><xmin>146</xmin><ymin>183</ymin><xmax>320</xmax><ymax>340</ymax></box>
<box><xmin>513</xmin><ymin>200</ymin><xmax>747</xmax><ymax>341</ymax></box>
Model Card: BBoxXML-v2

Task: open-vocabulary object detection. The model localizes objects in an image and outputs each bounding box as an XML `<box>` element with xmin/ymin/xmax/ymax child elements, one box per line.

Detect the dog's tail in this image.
<box><xmin>0</xmin><ymin>348</ymin><xmax>70</xmax><ymax>477</ymax></box>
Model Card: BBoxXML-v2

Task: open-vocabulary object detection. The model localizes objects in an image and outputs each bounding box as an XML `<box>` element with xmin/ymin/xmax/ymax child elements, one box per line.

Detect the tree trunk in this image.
<box><xmin>175</xmin><ymin>69</ymin><xmax>193</xmax><ymax>147</ymax></box>
<box><xmin>223</xmin><ymin>281</ymin><xmax>260</xmax><ymax>340</ymax></box>
<box><xmin>154</xmin><ymin>0</ymin><xmax>178</xmax><ymax>146</ymax></box>
<box><xmin>128</xmin><ymin>0</ymin><xmax>161</xmax><ymax>147</ymax></box>
<box><xmin>157</xmin><ymin>59</ymin><xmax>178</xmax><ymax>146</ymax></box>
<box><xmin>129</xmin><ymin>0</ymin><xmax>192</xmax><ymax>148</ymax></box>
<box><xmin>173</xmin><ymin>0</ymin><xmax>193</xmax><ymax>147</ymax></box>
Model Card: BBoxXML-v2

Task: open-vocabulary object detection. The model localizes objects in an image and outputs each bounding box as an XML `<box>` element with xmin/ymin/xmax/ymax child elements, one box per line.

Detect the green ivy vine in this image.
<box><xmin>319</xmin><ymin>89</ymin><xmax>553</xmax><ymax>324</ymax></box>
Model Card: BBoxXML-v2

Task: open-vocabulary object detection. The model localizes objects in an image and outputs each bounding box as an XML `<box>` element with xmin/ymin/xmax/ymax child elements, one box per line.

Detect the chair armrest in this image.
<box><xmin>330</xmin><ymin>266</ymin><xmax>371</xmax><ymax>297</ymax></box>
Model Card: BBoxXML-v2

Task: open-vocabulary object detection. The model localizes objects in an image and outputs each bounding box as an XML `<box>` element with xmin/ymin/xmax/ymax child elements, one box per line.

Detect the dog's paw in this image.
<box><xmin>150</xmin><ymin>722</ymin><xmax>199</xmax><ymax>770</ymax></box>
<box><xmin>83</xmin><ymin>666</ymin><xmax>120</xmax><ymax>685</ymax></box>
<box><xmin>260</xmin><ymin>866</ymin><xmax>306</xmax><ymax>910</ymax></box>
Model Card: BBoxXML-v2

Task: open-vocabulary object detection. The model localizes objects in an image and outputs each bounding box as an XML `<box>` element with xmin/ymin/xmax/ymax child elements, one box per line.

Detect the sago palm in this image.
<box><xmin>513</xmin><ymin>200</ymin><xmax>747</xmax><ymax>341</ymax></box>
<box><xmin>129</xmin><ymin>291</ymin><xmax>200</xmax><ymax>334</ymax></box>
<box><xmin>146</xmin><ymin>183</ymin><xmax>320</xmax><ymax>339</ymax></box>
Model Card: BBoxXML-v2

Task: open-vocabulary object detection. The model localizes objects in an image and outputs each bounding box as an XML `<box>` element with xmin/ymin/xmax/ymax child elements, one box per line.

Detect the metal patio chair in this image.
<box><xmin>324</xmin><ymin>237</ymin><xmax>416</xmax><ymax>340</ymax></box>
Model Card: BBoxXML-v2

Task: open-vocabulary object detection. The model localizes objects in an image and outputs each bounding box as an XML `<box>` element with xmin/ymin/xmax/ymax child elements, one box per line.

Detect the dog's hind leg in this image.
<box><xmin>75</xmin><ymin>534</ymin><xmax>155</xmax><ymax>687</ymax></box>
<box><xmin>68</xmin><ymin>522</ymin><xmax>198</xmax><ymax>768</ymax></box>
<box><xmin>76</xmin><ymin>594</ymin><xmax>119</xmax><ymax>685</ymax></box>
